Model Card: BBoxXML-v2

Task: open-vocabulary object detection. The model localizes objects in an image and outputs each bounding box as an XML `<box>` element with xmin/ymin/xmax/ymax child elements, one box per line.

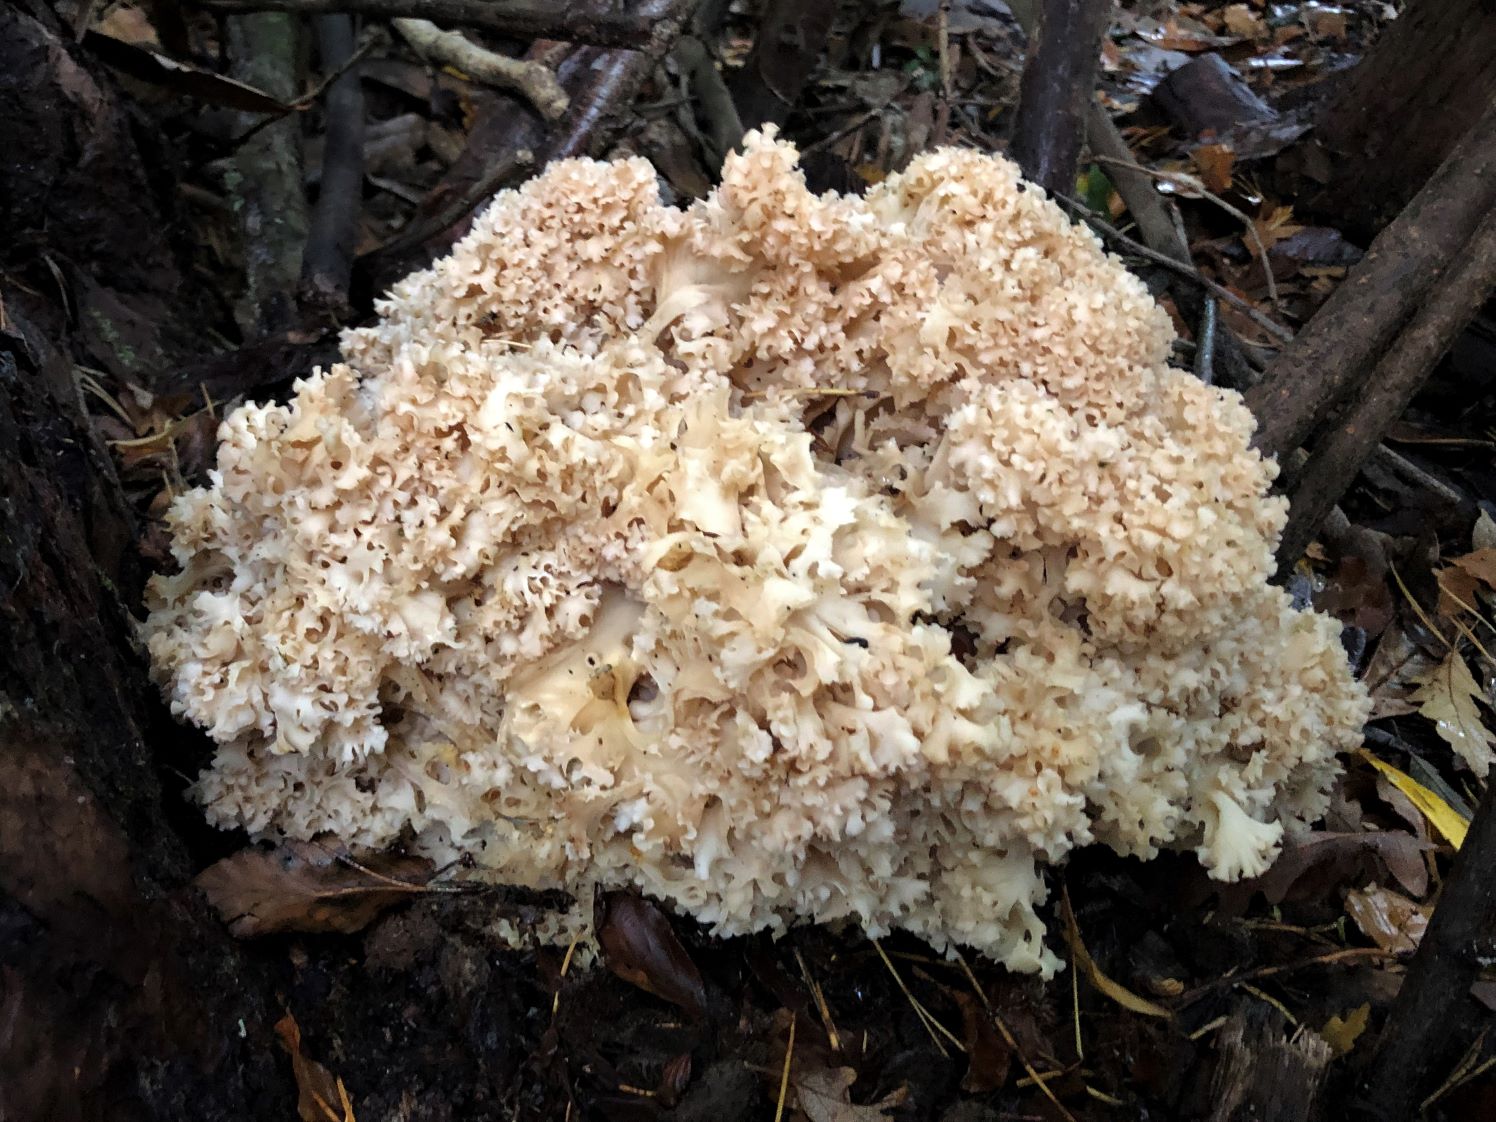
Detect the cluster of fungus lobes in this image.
<box><xmin>146</xmin><ymin>130</ymin><xmax>1368</xmax><ymax>974</ymax></box>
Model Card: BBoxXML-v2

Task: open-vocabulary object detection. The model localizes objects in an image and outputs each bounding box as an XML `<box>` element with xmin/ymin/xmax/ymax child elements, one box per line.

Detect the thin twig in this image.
<box><xmin>1054</xmin><ymin>193</ymin><xmax>1294</xmax><ymax>342</ymax></box>
<box><xmin>360</xmin><ymin>148</ymin><xmax>534</xmax><ymax>265</ymax></box>
<box><xmin>1091</xmin><ymin>154</ymin><xmax>1280</xmax><ymax>309</ymax></box>
<box><xmin>1194</xmin><ymin>295</ymin><xmax>1218</xmax><ymax>384</ymax></box>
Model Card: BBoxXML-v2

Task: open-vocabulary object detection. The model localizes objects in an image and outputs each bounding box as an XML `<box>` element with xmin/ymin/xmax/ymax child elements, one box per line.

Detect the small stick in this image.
<box><xmin>1194</xmin><ymin>295</ymin><xmax>1218</xmax><ymax>385</ymax></box>
<box><xmin>394</xmin><ymin>18</ymin><xmax>568</xmax><ymax>119</ymax></box>
<box><xmin>1053</xmin><ymin>194</ymin><xmax>1294</xmax><ymax>342</ymax></box>
<box><xmin>1091</xmin><ymin>154</ymin><xmax>1280</xmax><ymax>310</ymax></box>
<box><xmin>301</xmin><ymin>14</ymin><xmax>364</xmax><ymax>314</ymax></box>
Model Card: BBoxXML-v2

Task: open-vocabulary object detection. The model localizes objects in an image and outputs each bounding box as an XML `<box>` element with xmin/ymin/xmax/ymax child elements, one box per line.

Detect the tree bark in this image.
<box><xmin>1358</xmin><ymin>779</ymin><xmax>1496</xmax><ymax>1120</ymax></box>
<box><xmin>1245</xmin><ymin>96</ymin><xmax>1496</xmax><ymax>461</ymax></box>
<box><xmin>0</xmin><ymin>7</ymin><xmax>287</xmax><ymax>1116</ymax></box>
<box><xmin>1312</xmin><ymin>0</ymin><xmax>1496</xmax><ymax>239</ymax></box>
<box><xmin>1009</xmin><ymin>0</ymin><xmax>1113</xmax><ymax>197</ymax></box>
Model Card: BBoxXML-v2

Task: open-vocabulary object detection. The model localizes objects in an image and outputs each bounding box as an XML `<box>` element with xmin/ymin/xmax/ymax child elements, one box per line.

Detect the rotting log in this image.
<box><xmin>1009</xmin><ymin>0</ymin><xmax>1113</xmax><ymax>197</ymax></box>
<box><xmin>1357</xmin><ymin>780</ymin><xmax>1496</xmax><ymax>1120</ymax></box>
<box><xmin>1246</xmin><ymin>96</ymin><xmax>1496</xmax><ymax>462</ymax></box>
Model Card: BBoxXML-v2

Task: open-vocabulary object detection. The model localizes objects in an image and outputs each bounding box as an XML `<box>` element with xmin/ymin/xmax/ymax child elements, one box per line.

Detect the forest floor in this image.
<box><xmin>6</xmin><ymin>0</ymin><xmax>1496</xmax><ymax>1119</ymax></box>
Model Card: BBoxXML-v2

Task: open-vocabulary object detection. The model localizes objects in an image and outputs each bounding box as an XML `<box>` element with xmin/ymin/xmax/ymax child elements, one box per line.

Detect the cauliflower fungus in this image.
<box><xmin>146</xmin><ymin>130</ymin><xmax>1368</xmax><ymax>974</ymax></box>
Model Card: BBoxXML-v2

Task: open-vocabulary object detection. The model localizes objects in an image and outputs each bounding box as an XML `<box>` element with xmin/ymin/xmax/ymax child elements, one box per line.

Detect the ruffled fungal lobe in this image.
<box><xmin>146</xmin><ymin>130</ymin><xmax>1368</xmax><ymax>975</ymax></box>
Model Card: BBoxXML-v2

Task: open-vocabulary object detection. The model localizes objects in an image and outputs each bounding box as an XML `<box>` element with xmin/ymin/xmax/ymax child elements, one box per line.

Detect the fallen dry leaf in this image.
<box><xmin>1358</xmin><ymin>752</ymin><xmax>1469</xmax><ymax>849</ymax></box>
<box><xmin>276</xmin><ymin>1012</ymin><xmax>355</xmax><ymax>1122</ymax></box>
<box><xmin>1191</xmin><ymin>143</ymin><xmax>1236</xmax><ymax>193</ymax></box>
<box><xmin>1411</xmin><ymin>649</ymin><xmax>1494</xmax><ymax>776</ymax></box>
<box><xmin>195</xmin><ymin>841</ymin><xmax>435</xmax><ymax>937</ymax></box>
<box><xmin>1345</xmin><ymin>885</ymin><xmax>1431</xmax><ymax>955</ymax></box>
<box><xmin>1249</xmin><ymin>828</ymin><xmax>1432</xmax><ymax>902</ymax></box>
<box><xmin>1451</xmin><ymin>548</ymin><xmax>1496</xmax><ymax>591</ymax></box>
<box><xmin>793</xmin><ymin>1065</ymin><xmax>908</xmax><ymax>1122</ymax></box>
<box><xmin>1221</xmin><ymin>3</ymin><xmax>1265</xmax><ymax>38</ymax></box>
<box><xmin>596</xmin><ymin>892</ymin><xmax>708</xmax><ymax>1019</ymax></box>
<box><xmin>1319</xmin><ymin>1003</ymin><xmax>1370</xmax><ymax>1057</ymax></box>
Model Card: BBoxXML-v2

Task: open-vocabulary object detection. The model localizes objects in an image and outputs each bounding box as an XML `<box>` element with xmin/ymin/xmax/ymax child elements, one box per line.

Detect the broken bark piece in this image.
<box><xmin>1207</xmin><ymin>1004</ymin><xmax>1333</xmax><ymax>1122</ymax></box>
<box><xmin>1152</xmin><ymin>53</ymin><xmax>1274</xmax><ymax>139</ymax></box>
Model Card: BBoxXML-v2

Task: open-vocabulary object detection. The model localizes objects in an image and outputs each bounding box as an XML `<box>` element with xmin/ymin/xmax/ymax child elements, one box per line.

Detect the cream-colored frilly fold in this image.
<box><xmin>145</xmin><ymin>129</ymin><xmax>1368</xmax><ymax>974</ymax></box>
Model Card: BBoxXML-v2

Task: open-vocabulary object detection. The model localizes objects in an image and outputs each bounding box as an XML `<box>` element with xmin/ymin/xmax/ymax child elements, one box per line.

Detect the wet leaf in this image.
<box><xmin>793</xmin><ymin>1065</ymin><xmax>908</xmax><ymax>1122</ymax></box>
<box><xmin>1411</xmin><ymin>650</ymin><xmax>1494</xmax><ymax>776</ymax></box>
<box><xmin>952</xmin><ymin>989</ymin><xmax>1011</xmax><ymax>1093</ymax></box>
<box><xmin>1474</xmin><ymin>511</ymin><xmax>1496</xmax><ymax>551</ymax></box>
<box><xmin>276</xmin><ymin>1012</ymin><xmax>355</xmax><ymax>1122</ymax></box>
<box><xmin>1345</xmin><ymin>885</ymin><xmax>1430</xmax><ymax>955</ymax></box>
<box><xmin>196</xmin><ymin>842</ymin><xmax>434</xmax><ymax>937</ymax></box>
<box><xmin>1319</xmin><ymin>1003</ymin><xmax>1369</xmax><ymax>1056</ymax></box>
<box><xmin>1358</xmin><ymin>751</ymin><xmax>1469</xmax><ymax>848</ymax></box>
<box><xmin>596</xmin><ymin>892</ymin><xmax>707</xmax><ymax>1019</ymax></box>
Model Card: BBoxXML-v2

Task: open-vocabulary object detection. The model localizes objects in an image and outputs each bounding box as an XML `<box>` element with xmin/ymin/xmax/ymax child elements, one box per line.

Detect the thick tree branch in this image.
<box><xmin>1275</xmin><ymin>207</ymin><xmax>1496</xmax><ymax>566</ymax></box>
<box><xmin>1246</xmin><ymin>96</ymin><xmax>1496</xmax><ymax>460</ymax></box>
<box><xmin>300</xmin><ymin>14</ymin><xmax>364</xmax><ymax>316</ymax></box>
<box><xmin>1358</xmin><ymin>777</ymin><xmax>1496</xmax><ymax>1120</ymax></box>
<box><xmin>1010</xmin><ymin>0</ymin><xmax>1113</xmax><ymax>196</ymax></box>
<box><xmin>194</xmin><ymin>0</ymin><xmax>685</xmax><ymax>52</ymax></box>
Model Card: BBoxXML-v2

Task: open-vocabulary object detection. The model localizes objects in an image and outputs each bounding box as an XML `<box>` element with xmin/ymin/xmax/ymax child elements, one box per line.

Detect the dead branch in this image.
<box><xmin>226</xmin><ymin>13</ymin><xmax>308</xmax><ymax>335</ymax></box>
<box><xmin>193</xmin><ymin>0</ymin><xmax>686</xmax><ymax>52</ymax></box>
<box><xmin>1358</xmin><ymin>777</ymin><xmax>1496</xmax><ymax>1120</ymax></box>
<box><xmin>1009</xmin><ymin>0</ymin><xmax>1113</xmax><ymax>196</ymax></box>
<box><xmin>300</xmin><ymin>14</ymin><xmax>364</xmax><ymax>316</ymax></box>
<box><xmin>1276</xmin><ymin>207</ymin><xmax>1496</xmax><ymax>565</ymax></box>
<box><xmin>393</xmin><ymin>18</ymin><xmax>568</xmax><ymax>119</ymax></box>
<box><xmin>1246</xmin><ymin>96</ymin><xmax>1496</xmax><ymax>460</ymax></box>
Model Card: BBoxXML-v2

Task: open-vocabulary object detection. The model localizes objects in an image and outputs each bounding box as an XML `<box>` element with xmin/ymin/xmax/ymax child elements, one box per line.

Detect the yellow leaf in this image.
<box><xmin>1320</xmin><ymin>1003</ymin><xmax>1370</xmax><ymax>1056</ymax></box>
<box><xmin>1062</xmin><ymin>888</ymin><xmax>1171</xmax><ymax>1019</ymax></box>
<box><xmin>1411</xmin><ymin>650</ymin><xmax>1495</xmax><ymax>776</ymax></box>
<box><xmin>1357</xmin><ymin>750</ymin><xmax>1469</xmax><ymax>848</ymax></box>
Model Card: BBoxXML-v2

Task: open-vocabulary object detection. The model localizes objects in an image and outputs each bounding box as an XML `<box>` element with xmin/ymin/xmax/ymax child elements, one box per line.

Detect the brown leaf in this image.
<box><xmin>1451</xmin><ymin>548</ymin><xmax>1496</xmax><ymax>591</ymax></box>
<box><xmin>596</xmin><ymin>892</ymin><xmax>707</xmax><ymax>1019</ymax></box>
<box><xmin>276</xmin><ymin>1012</ymin><xmax>355</xmax><ymax>1122</ymax></box>
<box><xmin>1345</xmin><ymin>885</ymin><xmax>1430</xmax><ymax>955</ymax></box>
<box><xmin>793</xmin><ymin>1065</ymin><xmax>908</xmax><ymax>1122</ymax></box>
<box><xmin>83</xmin><ymin>31</ymin><xmax>293</xmax><ymax>113</ymax></box>
<box><xmin>1191</xmin><ymin>143</ymin><xmax>1236</xmax><ymax>193</ymax></box>
<box><xmin>195</xmin><ymin>841</ymin><xmax>434</xmax><ymax>937</ymax></box>
<box><xmin>953</xmin><ymin>989</ymin><xmax>1011</xmax><ymax>1093</ymax></box>
<box><xmin>1251</xmin><ymin>830</ymin><xmax>1432</xmax><ymax>903</ymax></box>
